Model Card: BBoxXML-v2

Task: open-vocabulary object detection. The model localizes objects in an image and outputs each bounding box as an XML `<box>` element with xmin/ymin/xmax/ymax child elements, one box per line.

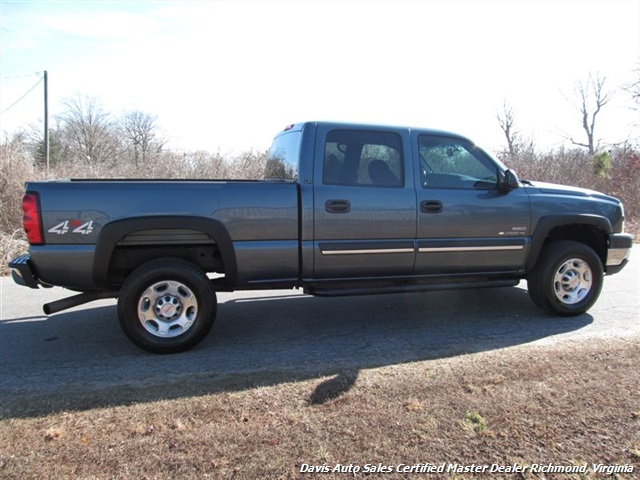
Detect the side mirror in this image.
<box><xmin>498</xmin><ymin>169</ymin><xmax>520</xmax><ymax>192</ymax></box>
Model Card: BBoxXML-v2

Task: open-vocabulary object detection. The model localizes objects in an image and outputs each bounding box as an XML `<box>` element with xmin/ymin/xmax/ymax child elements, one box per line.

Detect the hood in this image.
<box><xmin>527</xmin><ymin>181</ymin><xmax>619</xmax><ymax>203</ymax></box>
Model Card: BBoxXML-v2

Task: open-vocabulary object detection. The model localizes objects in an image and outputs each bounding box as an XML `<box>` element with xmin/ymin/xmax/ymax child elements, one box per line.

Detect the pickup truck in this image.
<box><xmin>9</xmin><ymin>121</ymin><xmax>633</xmax><ymax>353</ymax></box>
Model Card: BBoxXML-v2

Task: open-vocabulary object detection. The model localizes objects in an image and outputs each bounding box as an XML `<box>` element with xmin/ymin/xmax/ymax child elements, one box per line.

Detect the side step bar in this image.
<box><xmin>305</xmin><ymin>279</ymin><xmax>519</xmax><ymax>297</ymax></box>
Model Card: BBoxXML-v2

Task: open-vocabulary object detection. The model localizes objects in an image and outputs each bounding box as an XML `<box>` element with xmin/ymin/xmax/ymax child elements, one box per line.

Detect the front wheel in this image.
<box><xmin>527</xmin><ymin>240</ymin><xmax>603</xmax><ymax>316</ymax></box>
<box><xmin>118</xmin><ymin>258</ymin><xmax>217</xmax><ymax>353</ymax></box>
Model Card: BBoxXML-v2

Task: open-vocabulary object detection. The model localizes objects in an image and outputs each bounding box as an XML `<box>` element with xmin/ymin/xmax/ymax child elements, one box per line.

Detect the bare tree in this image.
<box><xmin>567</xmin><ymin>73</ymin><xmax>613</xmax><ymax>155</ymax></box>
<box><xmin>624</xmin><ymin>65</ymin><xmax>640</xmax><ymax>107</ymax></box>
<box><xmin>119</xmin><ymin>110</ymin><xmax>164</xmax><ymax>167</ymax></box>
<box><xmin>57</xmin><ymin>95</ymin><xmax>118</xmax><ymax>165</ymax></box>
<box><xmin>623</xmin><ymin>65</ymin><xmax>640</xmax><ymax>135</ymax></box>
<box><xmin>497</xmin><ymin>100</ymin><xmax>520</xmax><ymax>156</ymax></box>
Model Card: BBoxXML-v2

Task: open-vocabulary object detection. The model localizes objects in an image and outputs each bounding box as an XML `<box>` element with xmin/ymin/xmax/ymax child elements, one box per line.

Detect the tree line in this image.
<box><xmin>4</xmin><ymin>69</ymin><xmax>639</xmax><ymax>170</ymax></box>
<box><xmin>1</xmin><ymin>70</ymin><xmax>639</xmax><ymax>230</ymax></box>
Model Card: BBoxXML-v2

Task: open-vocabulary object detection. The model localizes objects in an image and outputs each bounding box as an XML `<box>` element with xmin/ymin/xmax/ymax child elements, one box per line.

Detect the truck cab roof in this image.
<box><xmin>274</xmin><ymin>121</ymin><xmax>472</xmax><ymax>142</ymax></box>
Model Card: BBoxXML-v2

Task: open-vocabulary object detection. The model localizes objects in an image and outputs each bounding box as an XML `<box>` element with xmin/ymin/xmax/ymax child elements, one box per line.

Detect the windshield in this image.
<box><xmin>265</xmin><ymin>130</ymin><xmax>301</xmax><ymax>181</ymax></box>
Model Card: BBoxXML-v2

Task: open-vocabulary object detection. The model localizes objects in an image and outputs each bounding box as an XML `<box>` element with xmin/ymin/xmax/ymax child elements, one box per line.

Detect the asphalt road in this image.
<box><xmin>1</xmin><ymin>252</ymin><xmax>638</xmax><ymax>416</ymax></box>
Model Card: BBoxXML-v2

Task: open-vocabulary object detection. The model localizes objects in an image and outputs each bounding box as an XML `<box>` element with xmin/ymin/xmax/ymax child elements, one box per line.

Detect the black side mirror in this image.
<box><xmin>498</xmin><ymin>169</ymin><xmax>520</xmax><ymax>192</ymax></box>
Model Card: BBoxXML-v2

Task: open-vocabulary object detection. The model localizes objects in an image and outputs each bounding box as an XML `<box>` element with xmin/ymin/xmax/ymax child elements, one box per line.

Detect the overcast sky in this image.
<box><xmin>1</xmin><ymin>0</ymin><xmax>639</xmax><ymax>155</ymax></box>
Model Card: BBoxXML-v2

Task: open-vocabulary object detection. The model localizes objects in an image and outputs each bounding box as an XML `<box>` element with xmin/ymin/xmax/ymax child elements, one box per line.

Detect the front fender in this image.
<box><xmin>525</xmin><ymin>214</ymin><xmax>611</xmax><ymax>271</ymax></box>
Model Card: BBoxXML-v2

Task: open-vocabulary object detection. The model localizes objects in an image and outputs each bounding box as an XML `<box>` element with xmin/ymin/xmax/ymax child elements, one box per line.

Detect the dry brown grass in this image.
<box><xmin>1</xmin><ymin>338</ymin><xmax>638</xmax><ymax>479</ymax></box>
<box><xmin>0</xmin><ymin>229</ymin><xmax>27</xmax><ymax>275</ymax></box>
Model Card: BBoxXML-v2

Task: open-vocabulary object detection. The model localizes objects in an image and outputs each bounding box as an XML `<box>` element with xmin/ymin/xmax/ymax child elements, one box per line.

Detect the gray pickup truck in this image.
<box><xmin>9</xmin><ymin>121</ymin><xmax>633</xmax><ymax>353</ymax></box>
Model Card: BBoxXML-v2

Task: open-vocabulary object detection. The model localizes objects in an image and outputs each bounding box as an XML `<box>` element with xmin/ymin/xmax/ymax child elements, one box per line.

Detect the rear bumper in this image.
<box><xmin>8</xmin><ymin>254</ymin><xmax>40</xmax><ymax>288</ymax></box>
<box><xmin>605</xmin><ymin>233</ymin><xmax>633</xmax><ymax>275</ymax></box>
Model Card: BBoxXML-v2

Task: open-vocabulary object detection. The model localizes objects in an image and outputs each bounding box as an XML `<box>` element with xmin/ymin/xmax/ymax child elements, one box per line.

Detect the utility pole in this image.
<box><xmin>44</xmin><ymin>70</ymin><xmax>49</xmax><ymax>172</ymax></box>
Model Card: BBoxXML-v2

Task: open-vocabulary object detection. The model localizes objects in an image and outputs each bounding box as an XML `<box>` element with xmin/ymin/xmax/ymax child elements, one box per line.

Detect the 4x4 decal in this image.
<box><xmin>48</xmin><ymin>220</ymin><xmax>95</xmax><ymax>235</ymax></box>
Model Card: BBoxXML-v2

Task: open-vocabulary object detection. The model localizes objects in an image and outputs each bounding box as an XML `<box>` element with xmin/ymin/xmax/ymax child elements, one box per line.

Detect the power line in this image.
<box><xmin>0</xmin><ymin>77</ymin><xmax>44</xmax><ymax>116</ymax></box>
<box><xmin>1</xmin><ymin>73</ymin><xmax>42</xmax><ymax>80</ymax></box>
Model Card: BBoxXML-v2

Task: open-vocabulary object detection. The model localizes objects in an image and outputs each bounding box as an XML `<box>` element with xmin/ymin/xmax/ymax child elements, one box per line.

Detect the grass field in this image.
<box><xmin>1</xmin><ymin>337</ymin><xmax>638</xmax><ymax>479</ymax></box>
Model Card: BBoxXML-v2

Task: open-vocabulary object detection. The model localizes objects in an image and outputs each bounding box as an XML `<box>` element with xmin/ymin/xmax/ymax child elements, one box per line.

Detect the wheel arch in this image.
<box><xmin>525</xmin><ymin>214</ymin><xmax>610</xmax><ymax>272</ymax></box>
<box><xmin>93</xmin><ymin>216</ymin><xmax>237</xmax><ymax>289</ymax></box>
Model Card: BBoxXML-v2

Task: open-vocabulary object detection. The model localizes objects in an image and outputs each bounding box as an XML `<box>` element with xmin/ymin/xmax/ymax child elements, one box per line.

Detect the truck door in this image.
<box><xmin>414</xmin><ymin>133</ymin><xmax>531</xmax><ymax>274</ymax></box>
<box><xmin>312</xmin><ymin>126</ymin><xmax>417</xmax><ymax>279</ymax></box>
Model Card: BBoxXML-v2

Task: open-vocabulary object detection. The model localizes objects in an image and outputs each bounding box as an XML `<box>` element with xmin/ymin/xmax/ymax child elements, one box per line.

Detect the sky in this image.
<box><xmin>1</xmin><ymin>0</ymin><xmax>639</xmax><ymax>156</ymax></box>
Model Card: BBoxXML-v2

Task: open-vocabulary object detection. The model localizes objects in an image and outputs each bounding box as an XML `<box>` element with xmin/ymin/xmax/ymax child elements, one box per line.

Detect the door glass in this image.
<box><xmin>324</xmin><ymin>130</ymin><xmax>403</xmax><ymax>187</ymax></box>
<box><xmin>419</xmin><ymin>136</ymin><xmax>497</xmax><ymax>189</ymax></box>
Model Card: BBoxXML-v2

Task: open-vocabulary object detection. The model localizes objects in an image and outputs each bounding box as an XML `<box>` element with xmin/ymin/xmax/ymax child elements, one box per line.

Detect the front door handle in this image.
<box><xmin>420</xmin><ymin>200</ymin><xmax>443</xmax><ymax>213</ymax></box>
<box><xmin>325</xmin><ymin>200</ymin><xmax>351</xmax><ymax>213</ymax></box>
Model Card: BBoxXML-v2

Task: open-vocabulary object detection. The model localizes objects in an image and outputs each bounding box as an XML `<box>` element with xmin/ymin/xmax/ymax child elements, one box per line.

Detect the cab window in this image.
<box><xmin>419</xmin><ymin>135</ymin><xmax>498</xmax><ymax>189</ymax></box>
<box><xmin>323</xmin><ymin>130</ymin><xmax>403</xmax><ymax>187</ymax></box>
<box><xmin>265</xmin><ymin>130</ymin><xmax>301</xmax><ymax>181</ymax></box>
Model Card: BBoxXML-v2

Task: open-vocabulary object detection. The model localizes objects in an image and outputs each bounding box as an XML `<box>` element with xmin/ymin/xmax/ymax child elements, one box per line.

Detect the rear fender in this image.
<box><xmin>93</xmin><ymin>216</ymin><xmax>237</xmax><ymax>288</ymax></box>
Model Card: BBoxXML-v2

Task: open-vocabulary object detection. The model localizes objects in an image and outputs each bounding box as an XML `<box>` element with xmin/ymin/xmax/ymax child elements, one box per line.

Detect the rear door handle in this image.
<box><xmin>420</xmin><ymin>200</ymin><xmax>443</xmax><ymax>213</ymax></box>
<box><xmin>325</xmin><ymin>200</ymin><xmax>351</xmax><ymax>213</ymax></box>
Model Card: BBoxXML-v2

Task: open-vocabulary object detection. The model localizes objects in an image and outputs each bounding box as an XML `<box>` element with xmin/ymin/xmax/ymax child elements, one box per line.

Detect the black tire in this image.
<box><xmin>117</xmin><ymin>258</ymin><xmax>217</xmax><ymax>353</ymax></box>
<box><xmin>527</xmin><ymin>240</ymin><xmax>603</xmax><ymax>316</ymax></box>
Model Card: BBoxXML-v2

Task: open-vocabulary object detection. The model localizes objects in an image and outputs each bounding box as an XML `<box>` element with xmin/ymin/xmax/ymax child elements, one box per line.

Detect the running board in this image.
<box><xmin>305</xmin><ymin>279</ymin><xmax>519</xmax><ymax>297</ymax></box>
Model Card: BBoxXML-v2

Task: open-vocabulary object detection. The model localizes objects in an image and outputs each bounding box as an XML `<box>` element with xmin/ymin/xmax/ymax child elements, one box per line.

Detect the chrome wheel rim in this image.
<box><xmin>137</xmin><ymin>281</ymin><xmax>198</xmax><ymax>338</ymax></box>
<box><xmin>553</xmin><ymin>258</ymin><xmax>592</xmax><ymax>305</ymax></box>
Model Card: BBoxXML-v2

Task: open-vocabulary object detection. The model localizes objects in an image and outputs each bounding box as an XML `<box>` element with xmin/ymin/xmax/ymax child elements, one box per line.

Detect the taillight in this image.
<box><xmin>23</xmin><ymin>192</ymin><xmax>44</xmax><ymax>245</ymax></box>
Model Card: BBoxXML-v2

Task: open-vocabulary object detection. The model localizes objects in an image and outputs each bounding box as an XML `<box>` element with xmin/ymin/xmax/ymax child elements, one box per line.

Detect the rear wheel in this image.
<box><xmin>118</xmin><ymin>258</ymin><xmax>217</xmax><ymax>353</ymax></box>
<box><xmin>527</xmin><ymin>240</ymin><xmax>603</xmax><ymax>316</ymax></box>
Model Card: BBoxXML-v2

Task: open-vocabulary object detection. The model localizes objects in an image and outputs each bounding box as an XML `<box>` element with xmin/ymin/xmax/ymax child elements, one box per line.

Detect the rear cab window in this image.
<box><xmin>265</xmin><ymin>126</ymin><xmax>302</xmax><ymax>181</ymax></box>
